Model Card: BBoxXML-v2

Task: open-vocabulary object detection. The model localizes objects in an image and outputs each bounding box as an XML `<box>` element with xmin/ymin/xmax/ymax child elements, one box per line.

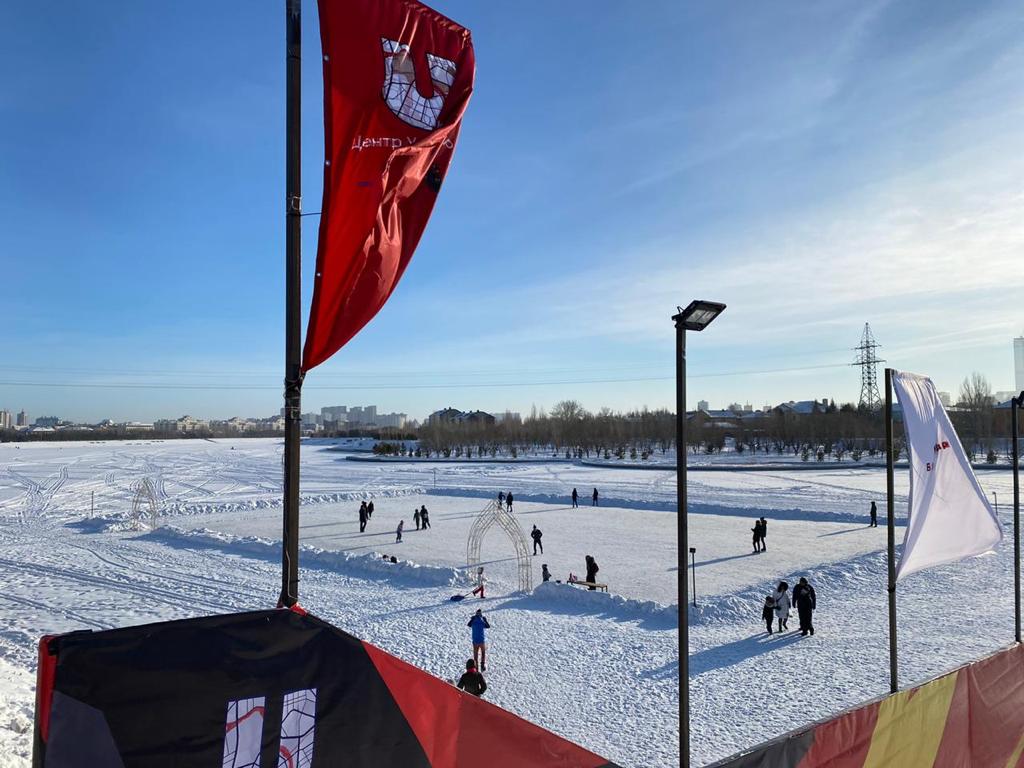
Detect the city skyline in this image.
<box><xmin>4</xmin><ymin>1</ymin><xmax>1024</xmax><ymax>423</ymax></box>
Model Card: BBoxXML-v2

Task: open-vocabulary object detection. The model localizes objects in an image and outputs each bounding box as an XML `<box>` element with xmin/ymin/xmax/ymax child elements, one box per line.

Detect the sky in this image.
<box><xmin>2</xmin><ymin>0</ymin><xmax>1024</xmax><ymax>424</ymax></box>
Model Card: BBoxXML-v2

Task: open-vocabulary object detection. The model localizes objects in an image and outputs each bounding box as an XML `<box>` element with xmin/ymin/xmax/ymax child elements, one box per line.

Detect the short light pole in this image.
<box><xmin>689</xmin><ymin>547</ymin><xmax>697</xmax><ymax>607</ymax></box>
<box><xmin>993</xmin><ymin>491</ymin><xmax>998</xmax><ymax>516</ymax></box>
<box><xmin>673</xmin><ymin>299</ymin><xmax>726</xmax><ymax>768</ymax></box>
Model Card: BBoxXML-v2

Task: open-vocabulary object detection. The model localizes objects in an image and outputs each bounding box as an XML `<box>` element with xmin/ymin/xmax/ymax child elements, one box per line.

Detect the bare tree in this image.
<box><xmin>958</xmin><ymin>372</ymin><xmax>993</xmax><ymax>452</ymax></box>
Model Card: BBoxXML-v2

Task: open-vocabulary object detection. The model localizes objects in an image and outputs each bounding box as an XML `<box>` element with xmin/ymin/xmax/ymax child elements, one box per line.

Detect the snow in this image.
<box><xmin>0</xmin><ymin>437</ymin><xmax>1020</xmax><ymax>766</ymax></box>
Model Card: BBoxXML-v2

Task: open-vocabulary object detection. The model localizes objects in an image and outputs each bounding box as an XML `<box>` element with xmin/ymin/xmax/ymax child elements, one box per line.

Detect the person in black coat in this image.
<box><xmin>457</xmin><ymin>659</ymin><xmax>487</xmax><ymax>697</ymax></box>
<box><xmin>571</xmin><ymin>488</ymin><xmax>579</xmax><ymax>508</ymax></box>
<box><xmin>367</xmin><ymin>500</ymin><xmax>374</xmax><ymax>519</ymax></box>
<box><xmin>869</xmin><ymin>501</ymin><xmax>878</xmax><ymax>527</ymax></box>
<box><xmin>585</xmin><ymin>555</ymin><xmax>599</xmax><ymax>589</ymax></box>
<box><xmin>530</xmin><ymin>525</ymin><xmax>543</xmax><ymax>555</ymax></box>
<box><xmin>592</xmin><ymin>488</ymin><xmax>599</xmax><ymax>506</ymax></box>
<box><xmin>793</xmin><ymin>577</ymin><xmax>816</xmax><ymax>636</ymax></box>
<box><xmin>758</xmin><ymin>517</ymin><xmax>768</xmax><ymax>551</ymax></box>
<box><xmin>358</xmin><ymin>502</ymin><xmax>368</xmax><ymax>533</ymax></box>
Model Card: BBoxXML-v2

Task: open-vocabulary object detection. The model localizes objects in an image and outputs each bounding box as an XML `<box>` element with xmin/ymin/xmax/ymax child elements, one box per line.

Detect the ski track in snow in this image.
<box><xmin>0</xmin><ymin>438</ymin><xmax>1020</xmax><ymax>766</ymax></box>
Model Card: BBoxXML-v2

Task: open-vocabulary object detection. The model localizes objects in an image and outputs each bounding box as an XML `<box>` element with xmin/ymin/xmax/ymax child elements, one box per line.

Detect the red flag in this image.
<box><xmin>303</xmin><ymin>0</ymin><xmax>475</xmax><ymax>372</ymax></box>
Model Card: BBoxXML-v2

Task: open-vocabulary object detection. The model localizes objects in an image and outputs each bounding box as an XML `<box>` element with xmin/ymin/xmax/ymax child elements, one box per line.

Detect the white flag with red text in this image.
<box><xmin>893</xmin><ymin>370</ymin><xmax>1002</xmax><ymax>581</ymax></box>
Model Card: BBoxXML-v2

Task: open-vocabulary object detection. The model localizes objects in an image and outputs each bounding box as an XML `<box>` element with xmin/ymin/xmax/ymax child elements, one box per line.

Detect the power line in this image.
<box><xmin>0</xmin><ymin>362</ymin><xmax>852</xmax><ymax>392</ymax></box>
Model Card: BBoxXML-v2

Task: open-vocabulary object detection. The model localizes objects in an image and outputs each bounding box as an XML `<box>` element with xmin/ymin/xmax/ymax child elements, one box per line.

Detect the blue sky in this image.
<box><xmin>3</xmin><ymin>0</ymin><xmax>1023</xmax><ymax>423</ymax></box>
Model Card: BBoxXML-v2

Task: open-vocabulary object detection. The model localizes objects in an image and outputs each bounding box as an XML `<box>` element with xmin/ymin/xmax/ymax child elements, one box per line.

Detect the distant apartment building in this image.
<box><xmin>1016</xmin><ymin>336</ymin><xmax>1024</xmax><ymax>394</ymax></box>
<box><xmin>697</xmin><ymin>400</ymin><xmax>709</xmax><ymax>411</ymax></box>
<box><xmin>16</xmin><ymin>410</ymin><xmax>27</xmax><ymax>427</ymax></box>
<box><xmin>938</xmin><ymin>391</ymin><xmax>952</xmax><ymax>407</ymax></box>
<box><xmin>0</xmin><ymin>410</ymin><xmax>11</xmax><ymax>430</ymax></box>
<box><xmin>321</xmin><ymin>406</ymin><xmax>348</xmax><ymax>425</ymax></box>
<box><xmin>154</xmin><ymin>415</ymin><xmax>209</xmax><ymax>433</ymax></box>
<box><xmin>319</xmin><ymin>404</ymin><xmax>405</xmax><ymax>430</ymax></box>
<box><xmin>261</xmin><ymin>416</ymin><xmax>286</xmax><ymax>432</ymax></box>
<box><xmin>121</xmin><ymin>422</ymin><xmax>155</xmax><ymax>433</ymax></box>
<box><xmin>427</xmin><ymin>407</ymin><xmax>495</xmax><ymax>426</ymax></box>
<box><xmin>375</xmin><ymin>412</ymin><xmax>407</xmax><ymax>428</ymax></box>
<box><xmin>347</xmin><ymin>406</ymin><xmax>377</xmax><ymax>425</ymax></box>
<box><xmin>34</xmin><ymin>416</ymin><xmax>60</xmax><ymax>428</ymax></box>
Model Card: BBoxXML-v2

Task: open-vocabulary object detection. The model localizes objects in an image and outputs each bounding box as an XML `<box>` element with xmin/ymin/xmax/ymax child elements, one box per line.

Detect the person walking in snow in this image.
<box><xmin>751</xmin><ymin>519</ymin><xmax>762</xmax><ymax>553</ymax></box>
<box><xmin>395</xmin><ymin>519</ymin><xmax>404</xmax><ymax>543</ymax></box>
<box><xmin>367</xmin><ymin>500</ymin><xmax>374</xmax><ymax>519</ymax></box>
<box><xmin>506</xmin><ymin>492</ymin><xmax>514</xmax><ymax>512</ymax></box>
<box><xmin>571</xmin><ymin>487</ymin><xmax>579</xmax><ymax>508</ymax></box>
<box><xmin>359</xmin><ymin>502</ymin><xmax>368</xmax><ymax>533</ymax></box>
<box><xmin>758</xmin><ymin>517</ymin><xmax>768</xmax><ymax>552</ymax></box>
<box><xmin>869</xmin><ymin>501</ymin><xmax>878</xmax><ymax>528</ymax></box>
<box><xmin>773</xmin><ymin>581</ymin><xmax>791</xmax><ymax>632</ymax></box>
<box><xmin>761</xmin><ymin>594</ymin><xmax>776</xmax><ymax>634</ymax></box>
<box><xmin>471</xmin><ymin>566</ymin><xmax>486</xmax><ymax>599</ymax></box>
<box><xmin>531</xmin><ymin>525</ymin><xmax>543</xmax><ymax>555</ymax></box>
<box><xmin>793</xmin><ymin>577</ymin><xmax>816</xmax><ymax>636</ymax></box>
<box><xmin>467</xmin><ymin>608</ymin><xmax>490</xmax><ymax>671</ymax></box>
<box><xmin>542</xmin><ymin>563</ymin><xmax>551</xmax><ymax>582</ymax></box>
<box><xmin>592</xmin><ymin>488</ymin><xmax>599</xmax><ymax>506</ymax></box>
<box><xmin>413</xmin><ymin>508</ymin><xmax>421</xmax><ymax>530</ymax></box>
<box><xmin>497</xmin><ymin>491</ymin><xmax>505</xmax><ymax>508</ymax></box>
<box><xmin>585</xmin><ymin>555</ymin><xmax>599</xmax><ymax>589</ymax></box>
<box><xmin>420</xmin><ymin>505</ymin><xmax>431</xmax><ymax>529</ymax></box>
<box><xmin>457</xmin><ymin>658</ymin><xmax>487</xmax><ymax>697</ymax></box>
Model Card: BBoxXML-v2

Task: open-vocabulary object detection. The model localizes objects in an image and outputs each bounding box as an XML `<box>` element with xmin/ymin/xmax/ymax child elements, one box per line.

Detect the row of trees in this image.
<box><xmin>411</xmin><ymin>373</ymin><xmax>1018</xmax><ymax>462</ymax></box>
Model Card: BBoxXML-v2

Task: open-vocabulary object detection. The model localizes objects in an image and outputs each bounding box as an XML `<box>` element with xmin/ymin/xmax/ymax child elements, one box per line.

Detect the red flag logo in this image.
<box><xmin>302</xmin><ymin>0</ymin><xmax>475</xmax><ymax>372</ymax></box>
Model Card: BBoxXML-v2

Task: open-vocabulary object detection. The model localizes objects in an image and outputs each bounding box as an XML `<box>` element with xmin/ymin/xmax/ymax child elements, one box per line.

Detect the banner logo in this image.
<box><xmin>381</xmin><ymin>38</ymin><xmax>456</xmax><ymax>130</ymax></box>
<box><xmin>222</xmin><ymin>689</ymin><xmax>317</xmax><ymax>768</ymax></box>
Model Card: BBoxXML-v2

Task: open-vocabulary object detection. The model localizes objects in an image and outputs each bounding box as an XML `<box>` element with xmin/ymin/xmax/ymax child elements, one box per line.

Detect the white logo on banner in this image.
<box><xmin>892</xmin><ymin>370</ymin><xmax>1002</xmax><ymax>580</ymax></box>
<box><xmin>222</xmin><ymin>689</ymin><xmax>317</xmax><ymax>768</ymax></box>
<box><xmin>381</xmin><ymin>38</ymin><xmax>456</xmax><ymax>130</ymax></box>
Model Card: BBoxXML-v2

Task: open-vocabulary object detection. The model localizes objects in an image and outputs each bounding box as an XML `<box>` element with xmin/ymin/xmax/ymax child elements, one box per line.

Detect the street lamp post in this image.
<box><xmin>673</xmin><ymin>299</ymin><xmax>726</xmax><ymax>768</ymax></box>
<box><xmin>1013</xmin><ymin>392</ymin><xmax>1022</xmax><ymax>643</ymax></box>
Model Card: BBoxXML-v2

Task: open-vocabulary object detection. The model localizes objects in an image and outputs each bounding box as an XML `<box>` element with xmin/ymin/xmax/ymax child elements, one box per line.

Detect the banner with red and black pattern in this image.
<box><xmin>33</xmin><ymin>609</ymin><xmax>619</xmax><ymax>768</ymax></box>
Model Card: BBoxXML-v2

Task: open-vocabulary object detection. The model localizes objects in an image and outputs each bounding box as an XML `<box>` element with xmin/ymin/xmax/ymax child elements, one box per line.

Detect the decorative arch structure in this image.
<box><xmin>466</xmin><ymin>500</ymin><xmax>533</xmax><ymax>593</ymax></box>
<box><xmin>131</xmin><ymin>477</ymin><xmax>159</xmax><ymax>530</ymax></box>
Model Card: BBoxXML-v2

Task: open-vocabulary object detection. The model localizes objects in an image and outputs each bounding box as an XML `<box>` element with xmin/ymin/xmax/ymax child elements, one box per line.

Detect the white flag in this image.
<box><xmin>892</xmin><ymin>370</ymin><xmax>1002</xmax><ymax>581</ymax></box>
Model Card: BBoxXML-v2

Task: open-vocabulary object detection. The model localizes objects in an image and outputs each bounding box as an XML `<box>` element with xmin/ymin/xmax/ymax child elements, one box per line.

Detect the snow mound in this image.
<box><xmin>161</xmin><ymin>488</ymin><xmax>424</xmax><ymax>518</ymax></box>
<box><xmin>143</xmin><ymin>526</ymin><xmax>464</xmax><ymax>588</ymax></box>
<box><xmin>526</xmin><ymin>581</ymin><xmax>678</xmax><ymax>628</ymax></box>
<box><xmin>0</xmin><ymin>657</ymin><xmax>33</xmax><ymax>768</ymax></box>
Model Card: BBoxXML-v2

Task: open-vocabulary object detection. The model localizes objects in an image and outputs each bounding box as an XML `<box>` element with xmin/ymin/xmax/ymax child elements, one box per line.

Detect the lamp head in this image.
<box><xmin>673</xmin><ymin>300</ymin><xmax>726</xmax><ymax>331</ymax></box>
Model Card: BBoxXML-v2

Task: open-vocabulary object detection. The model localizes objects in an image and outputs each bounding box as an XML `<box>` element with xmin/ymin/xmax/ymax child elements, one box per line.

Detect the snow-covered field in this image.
<box><xmin>0</xmin><ymin>438</ymin><xmax>1020</xmax><ymax>767</ymax></box>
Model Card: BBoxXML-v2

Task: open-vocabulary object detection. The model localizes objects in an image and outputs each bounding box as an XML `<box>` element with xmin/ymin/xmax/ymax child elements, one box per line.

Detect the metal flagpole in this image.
<box><xmin>1013</xmin><ymin>392</ymin><xmax>1021</xmax><ymax>643</ymax></box>
<box><xmin>885</xmin><ymin>368</ymin><xmax>898</xmax><ymax>692</ymax></box>
<box><xmin>280</xmin><ymin>0</ymin><xmax>303</xmax><ymax>608</ymax></box>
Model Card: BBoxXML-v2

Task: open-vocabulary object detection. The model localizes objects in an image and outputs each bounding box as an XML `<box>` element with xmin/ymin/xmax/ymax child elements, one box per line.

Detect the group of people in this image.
<box><xmin>497</xmin><ymin>491</ymin><xmax>515</xmax><ymax>512</ymax></box>
<box><xmin>761</xmin><ymin>577</ymin><xmax>817</xmax><ymax>636</ymax></box>
<box><xmin>570</xmin><ymin>487</ymin><xmax>600</xmax><ymax>508</ymax></box>
<box><xmin>395</xmin><ymin>505</ymin><xmax>430</xmax><ymax>542</ymax></box>
<box><xmin>750</xmin><ymin>516</ymin><xmax>768</xmax><ymax>553</ymax></box>
<box><xmin>457</xmin><ymin>608</ymin><xmax>491</xmax><ymax>697</ymax></box>
<box><xmin>360</xmin><ymin>500</ymin><xmax>431</xmax><ymax>542</ymax></box>
<box><xmin>357</xmin><ymin>500</ymin><xmax>375</xmax><ymax>532</ymax></box>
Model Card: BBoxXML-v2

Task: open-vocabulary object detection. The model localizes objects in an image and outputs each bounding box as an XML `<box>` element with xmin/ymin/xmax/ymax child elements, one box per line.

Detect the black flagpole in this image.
<box><xmin>1014</xmin><ymin>392</ymin><xmax>1022</xmax><ymax>643</ymax></box>
<box><xmin>885</xmin><ymin>368</ymin><xmax>898</xmax><ymax>692</ymax></box>
<box><xmin>280</xmin><ymin>0</ymin><xmax>303</xmax><ymax>607</ymax></box>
